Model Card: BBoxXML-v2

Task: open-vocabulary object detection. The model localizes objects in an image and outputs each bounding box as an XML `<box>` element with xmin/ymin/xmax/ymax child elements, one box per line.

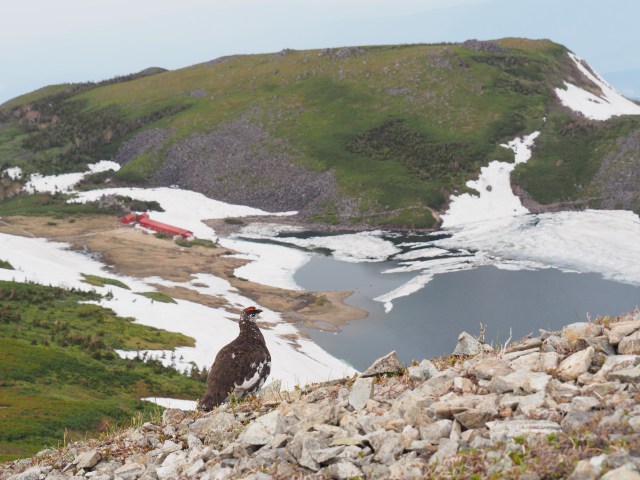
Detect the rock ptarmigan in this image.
<box><xmin>199</xmin><ymin>306</ymin><xmax>271</xmax><ymax>411</ymax></box>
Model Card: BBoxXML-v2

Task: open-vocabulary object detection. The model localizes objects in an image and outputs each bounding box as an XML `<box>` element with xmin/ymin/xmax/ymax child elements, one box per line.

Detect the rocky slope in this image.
<box><xmin>3</xmin><ymin>310</ymin><xmax>640</xmax><ymax>479</ymax></box>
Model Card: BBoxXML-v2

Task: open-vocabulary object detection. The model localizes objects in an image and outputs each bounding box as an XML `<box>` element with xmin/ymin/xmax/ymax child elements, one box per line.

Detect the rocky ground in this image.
<box><xmin>3</xmin><ymin>310</ymin><xmax>640</xmax><ymax>479</ymax></box>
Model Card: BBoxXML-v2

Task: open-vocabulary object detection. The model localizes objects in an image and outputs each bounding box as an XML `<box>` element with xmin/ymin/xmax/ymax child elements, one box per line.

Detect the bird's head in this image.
<box><xmin>241</xmin><ymin>306</ymin><xmax>263</xmax><ymax>323</ymax></box>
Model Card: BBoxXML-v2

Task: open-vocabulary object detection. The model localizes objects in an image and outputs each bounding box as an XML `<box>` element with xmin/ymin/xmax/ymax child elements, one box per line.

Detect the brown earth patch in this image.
<box><xmin>0</xmin><ymin>215</ymin><xmax>366</xmax><ymax>332</ymax></box>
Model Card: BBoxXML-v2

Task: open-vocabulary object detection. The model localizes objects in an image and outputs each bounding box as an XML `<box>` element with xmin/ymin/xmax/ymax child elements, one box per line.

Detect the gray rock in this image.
<box><xmin>608</xmin><ymin>321</ymin><xmax>640</xmax><ymax>345</ymax></box>
<box><xmin>74</xmin><ymin>449</ymin><xmax>101</xmax><ymax>470</ymax></box>
<box><xmin>8</xmin><ymin>466</ymin><xmax>43</xmax><ymax>480</ymax></box>
<box><xmin>348</xmin><ymin>377</ymin><xmax>374</xmax><ymax>410</ymax></box>
<box><xmin>310</xmin><ymin>446</ymin><xmax>345</xmax><ymax>465</ymax></box>
<box><xmin>570</xmin><ymin>396</ymin><xmax>601</xmax><ymax>411</ymax></box>
<box><xmin>183</xmin><ymin>459</ymin><xmax>205</xmax><ymax>477</ymax></box>
<box><xmin>488</xmin><ymin>369</ymin><xmax>551</xmax><ymax>394</ymax></box>
<box><xmin>452</xmin><ymin>331</ymin><xmax>484</xmax><ymax>355</ymax></box>
<box><xmin>517</xmin><ymin>391</ymin><xmax>546</xmax><ymax>416</ymax></box>
<box><xmin>327</xmin><ymin>461</ymin><xmax>362</xmax><ymax>480</ymax></box>
<box><xmin>389</xmin><ymin>392</ymin><xmax>433</xmax><ymax>425</ymax></box>
<box><xmin>189</xmin><ymin>411</ymin><xmax>236</xmax><ymax>437</ymax></box>
<box><xmin>557</xmin><ymin>346</ymin><xmax>595</xmax><ymax>381</ymax></box>
<box><xmin>156</xmin><ymin>464</ymin><xmax>179</xmax><ymax>480</ymax></box>
<box><xmin>238</xmin><ymin>409</ymin><xmax>282</xmax><ymax>445</ymax></box>
<box><xmin>567</xmin><ymin>459</ymin><xmax>601</xmax><ymax>480</ymax></box>
<box><xmin>561</xmin><ymin>409</ymin><xmax>594</xmax><ymax>433</ymax></box>
<box><xmin>428</xmin><ymin>438</ymin><xmax>459</xmax><ymax>467</ymax></box>
<box><xmin>367</xmin><ymin>429</ymin><xmax>404</xmax><ymax>463</ymax></box>
<box><xmin>619</xmin><ymin>332</ymin><xmax>640</xmax><ymax>354</ymax></box>
<box><xmin>468</xmin><ymin>357</ymin><xmax>513</xmax><ymax>380</ymax></box>
<box><xmin>609</xmin><ymin>366</ymin><xmax>640</xmax><ymax>383</ymax></box>
<box><xmin>502</xmin><ymin>347</ymin><xmax>540</xmax><ymax>362</ymax></box>
<box><xmin>508</xmin><ymin>352</ymin><xmax>541</xmax><ymax>371</ymax></box>
<box><xmin>602</xmin><ymin>463</ymin><xmax>640</xmax><ymax>480</ymax></box>
<box><xmin>562</xmin><ymin>322</ymin><xmax>602</xmax><ymax>343</ymax></box>
<box><xmin>361</xmin><ymin>351</ymin><xmax>404</xmax><ymax>377</ymax></box>
<box><xmin>388</xmin><ymin>456</ymin><xmax>428</xmax><ymax>479</ymax></box>
<box><xmin>407</xmin><ymin>359</ymin><xmax>438</xmax><ymax>381</ymax></box>
<box><xmin>419</xmin><ymin>419</ymin><xmax>453</xmax><ymax>444</ymax></box>
<box><xmin>454</xmin><ymin>409</ymin><xmax>496</xmax><ymax>429</ymax></box>
<box><xmin>162</xmin><ymin>408</ymin><xmax>185</xmax><ymax>424</ymax></box>
<box><xmin>113</xmin><ymin>462</ymin><xmax>146</xmax><ymax>480</ymax></box>
<box><xmin>486</xmin><ymin>419</ymin><xmax>561</xmax><ymax>442</ymax></box>
<box><xmin>541</xmin><ymin>335</ymin><xmax>570</xmax><ymax>354</ymax></box>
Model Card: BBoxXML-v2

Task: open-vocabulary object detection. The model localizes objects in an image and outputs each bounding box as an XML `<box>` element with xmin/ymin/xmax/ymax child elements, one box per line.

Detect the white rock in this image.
<box><xmin>74</xmin><ymin>449</ymin><xmax>101</xmax><ymax>470</ymax></box>
<box><xmin>488</xmin><ymin>369</ymin><xmax>551</xmax><ymax>394</ymax></box>
<box><xmin>408</xmin><ymin>359</ymin><xmax>438</xmax><ymax>381</ymax></box>
<box><xmin>562</xmin><ymin>322</ymin><xmax>602</xmax><ymax>343</ymax></box>
<box><xmin>517</xmin><ymin>391</ymin><xmax>546</xmax><ymax>416</ymax></box>
<box><xmin>328</xmin><ymin>461</ymin><xmax>363</xmax><ymax>480</ymax></box>
<box><xmin>557</xmin><ymin>347</ymin><xmax>595</xmax><ymax>381</ymax></box>
<box><xmin>619</xmin><ymin>331</ymin><xmax>640</xmax><ymax>354</ymax></box>
<box><xmin>349</xmin><ymin>377</ymin><xmax>374</xmax><ymax>410</ymax></box>
<box><xmin>486</xmin><ymin>419</ymin><xmax>560</xmax><ymax>442</ymax></box>
<box><xmin>601</xmin><ymin>463</ymin><xmax>640</xmax><ymax>480</ymax></box>
<box><xmin>608</xmin><ymin>320</ymin><xmax>640</xmax><ymax>345</ymax></box>
<box><xmin>238</xmin><ymin>409</ymin><xmax>282</xmax><ymax>445</ymax></box>
<box><xmin>453</xmin><ymin>331</ymin><xmax>484</xmax><ymax>355</ymax></box>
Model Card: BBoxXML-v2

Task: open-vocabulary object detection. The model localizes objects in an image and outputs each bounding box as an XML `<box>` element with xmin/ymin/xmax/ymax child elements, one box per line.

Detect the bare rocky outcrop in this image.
<box><xmin>149</xmin><ymin>116</ymin><xmax>358</xmax><ymax>216</ymax></box>
<box><xmin>4</xmin><ymin>309</ymin><xmax>640</xmax><ymax>479</ymax></box>
<box><xmin>113</xmin><ymin>128</ymin><xmax>175</xmax><ymax>167</ymax></box>
<box><xmin>589</xmin><ymin>128</ymin><xmax>640</xmax><ymax>212</ymax></box>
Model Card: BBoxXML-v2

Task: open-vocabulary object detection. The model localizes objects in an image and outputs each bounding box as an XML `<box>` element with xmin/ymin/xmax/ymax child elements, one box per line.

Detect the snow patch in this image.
<box><xmin>441</xmin><ymin>132</ymin><xmax>539</xmax><ymax>229</ymax></box>
<box><xmin>3</xmin><ymin>167</ymin><xmax>23</xmax><ymax>180</ymax></box>
<box><xmin>555</xmin><ymin>53</ymin><xmax>640</xmax><ymax>121</ymax></box>
<box><xmin>142</xmin><ymin>397</ymin><xmax>198</xmax><ymax>411</ymax></box>
<box><xmin>25</xmin><ymin>161</ymin><xmax>120</xmax><ymax>193</ymax></box>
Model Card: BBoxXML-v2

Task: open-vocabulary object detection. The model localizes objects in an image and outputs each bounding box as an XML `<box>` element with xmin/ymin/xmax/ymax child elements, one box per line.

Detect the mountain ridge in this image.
<box><xmin>2</xmin><ymin>38</ymin><xmax>640</xmax><ymax>228</ymax></box>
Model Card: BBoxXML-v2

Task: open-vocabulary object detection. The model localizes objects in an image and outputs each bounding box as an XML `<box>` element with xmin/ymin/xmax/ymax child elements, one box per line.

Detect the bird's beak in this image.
<box><xmin>255</xmin><ymin>309</ymin><xmax>263</xmax><ymax>314</ymax></box>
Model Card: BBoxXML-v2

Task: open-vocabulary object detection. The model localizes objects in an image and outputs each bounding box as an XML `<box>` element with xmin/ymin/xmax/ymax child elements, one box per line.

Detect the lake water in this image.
<box><xmin>294</xmin><ymin>254</ymin><xmax>640</xmax><ymax>371</ymax></box>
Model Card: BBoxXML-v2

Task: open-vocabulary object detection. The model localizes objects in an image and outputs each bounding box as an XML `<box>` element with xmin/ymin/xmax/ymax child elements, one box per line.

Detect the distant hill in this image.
<box><xmin>2</xmin><ymin>38</ymin><xmax>640</xmax><ymax>228</ymax></box>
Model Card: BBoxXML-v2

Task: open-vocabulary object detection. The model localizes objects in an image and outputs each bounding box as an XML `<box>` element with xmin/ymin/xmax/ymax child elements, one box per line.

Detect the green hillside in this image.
<box><xmin>2</xmin><ymin>38</ymin><xmax>639</xmax><ymax>227</ymax></box>
<box><xmin>0</xmin><ymin>281</ymin><xmax>204</xmax><ymax>461</ymax></box>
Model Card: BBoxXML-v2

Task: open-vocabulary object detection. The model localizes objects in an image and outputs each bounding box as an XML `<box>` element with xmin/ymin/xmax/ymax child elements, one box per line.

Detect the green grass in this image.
<box><xmin>135</xmin><ymin>291</ymin><xmax>177</xmax><ymax>304</ymax></box>
<box><xmin>0</xmin><ymin>193</ymin><xmax>110</xmax><ymax>217</ymax></box>
<box><xmin>175</xmin><ymin>238</ymin><xmax>217</xmax><ymax>248</ymax></box>
<box><xmin>0</xmin><ymin>281</ymin><xmax>201</xmax><ymax>461</ymax></box>
<box><xmin>81</xmin><ymin>274</ymin><xmax>130</xmax><ymax>290</ymax></box>
<box><xmin>0</xmin><ymin>259</ymin><xmax>13</xmax><ymax>270</ymax></box>
<box><xmin>513</xmin><ymin>112</ymin><xmax>640</xmax><ymax>204</ymax></box>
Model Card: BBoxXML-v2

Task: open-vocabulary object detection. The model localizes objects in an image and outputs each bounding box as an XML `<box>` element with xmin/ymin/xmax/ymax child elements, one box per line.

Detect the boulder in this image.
<box><xmin>361</xmin><ymin>351</ymin><xmax>404</xmax><ymax>377</ymax></box>
<box><xmin>618</xmin><ymin>331</ymin><xmax>640</xmax><ymax>354</ymax></box>
<box><xmin>74</xmin><ymin>449</ymin><xmax>101</xmax><ymax>470</ymax></box>
<box><xmin>408</xmin><ymin>359</ymin><xmax>438</xmax><ymax>381</ymax></box>
<box><xmin>468</xmin><ymin>357</ymin><xmax>513</xmax><ymax>380</ymax></box>
<box><xmin>452</xmin><ymin>331</ymin><xmax>485</xmax><ymax>355</ymax></box>
<box><xmin>608</xmin><ymin>320</ymin><xmax>640</xmax><ymax>345</ymax></box>
<box><xmin>486</xmin><ymin>419</ymin><xmax>561</xmax><ymax>442</ymax></box>
<box><xmin>562</xmin><ymin>322</ymin><xmax>602</xmax><ymax>343</ymax></box>
<box><xmin>348</xmin><ymin>377</ymin><xmax>374</xmax><ymax>410</ymax></box>
<box><xmin>556</xmin><ymin>347</ymin><xmax>595</xmax><ymax>381</ymax></box>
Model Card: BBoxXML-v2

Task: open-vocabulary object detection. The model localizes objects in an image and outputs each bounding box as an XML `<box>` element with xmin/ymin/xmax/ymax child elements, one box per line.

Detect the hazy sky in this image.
<box><xmin>2</xmin><ymin>0</ymin><xmax>639</xmax><ymax>104</ymax></box>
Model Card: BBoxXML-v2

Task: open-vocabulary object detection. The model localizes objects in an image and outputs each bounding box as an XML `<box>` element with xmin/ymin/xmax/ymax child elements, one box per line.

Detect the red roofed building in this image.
<box><xmin>120</xmin><ymin>213</ymin><xmax>193</xmax><ymax>239</ymax></box>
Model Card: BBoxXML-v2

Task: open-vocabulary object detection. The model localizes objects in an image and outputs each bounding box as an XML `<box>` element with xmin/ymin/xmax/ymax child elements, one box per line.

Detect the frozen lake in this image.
<box><xmin>295</xmin><ymin>253</ymin><xmax>640</xmax><ymax>371</ymax></box>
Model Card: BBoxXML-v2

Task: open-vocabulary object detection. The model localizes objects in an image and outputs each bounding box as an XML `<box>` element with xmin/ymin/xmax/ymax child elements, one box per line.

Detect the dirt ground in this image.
<box><xmin>0</xmin><ymin>214</ymin><xmax>367</xmax><ymax>334</ymax></box>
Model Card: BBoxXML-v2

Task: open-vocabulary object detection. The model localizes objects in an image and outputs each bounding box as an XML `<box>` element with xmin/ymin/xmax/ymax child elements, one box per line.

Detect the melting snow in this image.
<box><xmin>442</xmin><ymin>132</ymin><xmax>540</xmax><ymax>228</ymax></box>
<box><xmin>25</xmin><ymin>161</ymin><xmax>120</xmax><ymax>193</ymax></box>
<box><xmin>555</xmin><ymin>52</ymin><xmax>640</xmax><ymax>121</ymax></box>
<box><xmin>376</xmin><ymin>131</ymin><xmax>640</xmax><ymax>311</ymax></box>
<box><xmin>3</xmin><ymin>167</ymin><xmax>23</xmax><ymax>180</ymax></box>
<box><xmin>0</xmin><ymin>232</ymin><xmax>356</xmax><ymax>392</ymax></box>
